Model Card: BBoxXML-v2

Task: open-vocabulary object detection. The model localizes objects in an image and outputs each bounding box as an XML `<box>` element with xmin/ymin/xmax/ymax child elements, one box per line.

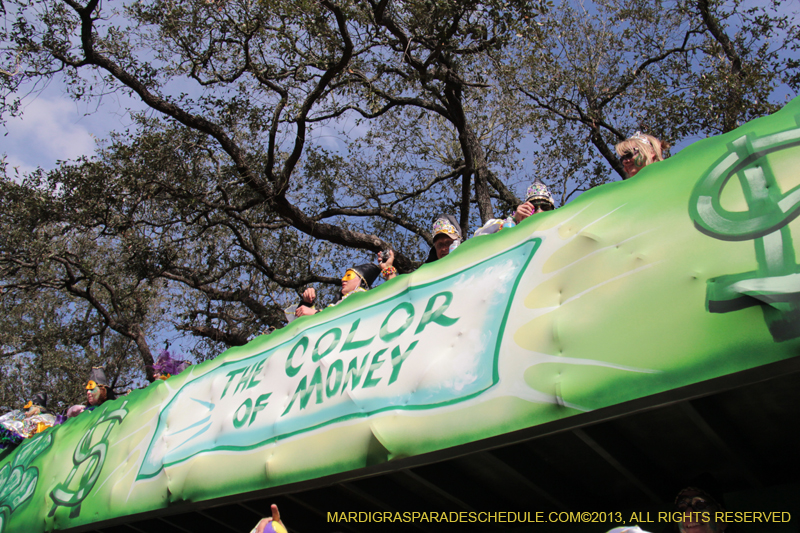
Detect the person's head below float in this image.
<box><xmin>615</xmin><ymin>131</ymin><xmax>669</xmax><ymax>178</ymax></box>
<box><xmin>673</xmin><ymin>486</ymin><xmax>728</xmax><ymax>533</ymax></box>
<box><xmin>427</xmin><ymin>214</ymin><xmax>463</xmax><ymax>262</ymax></box>
<box><xmin>295</xmin><ymin>262</ymin><xmax>381</xmax><ymax>317</ymax></box>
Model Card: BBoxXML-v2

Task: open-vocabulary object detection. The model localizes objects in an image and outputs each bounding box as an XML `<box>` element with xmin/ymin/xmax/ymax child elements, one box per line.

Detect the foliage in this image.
<box><xmin>505</xmin><ymin>0</ymin><xmax>799</xmax><ymax>201</ymax></box>
<box><xmin>0</xmin><ymin>0</ymin><xmax>797</xmax><ymax>405</ymax></box>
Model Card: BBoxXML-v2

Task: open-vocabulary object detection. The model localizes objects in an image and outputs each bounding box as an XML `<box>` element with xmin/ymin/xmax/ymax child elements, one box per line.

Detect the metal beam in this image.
<box><xmin>393</xmin><ymin>469</ymin><xmax>476</xmax><ymax>512</ymax></box>
<box><xmin>118</xmin><ymin>523</ymin><xmax>149</xmax><ymax>533</ymax></box>
<box><xmin>195</xmin><ymin>510</ymin><xmax>241</xmax><ymax>533</ymax></box>
<box><xmin>679</xmin><ymin>401</ymin><xmax>763</xmax><ymax>488</ymax></box>
<box><xmin>155</xmin><ymin>517</ymin><xmax>193</xmax><ymax>533</ymax></box>
<box><xmin>572</xmin><ymin>428</ymin><xmax>661</xmax><ymax>504</ymax></box>
<box><xmin>473</xmin><ymin>451</ymin><xmax>568</xmax><ymax>511</ymax></box>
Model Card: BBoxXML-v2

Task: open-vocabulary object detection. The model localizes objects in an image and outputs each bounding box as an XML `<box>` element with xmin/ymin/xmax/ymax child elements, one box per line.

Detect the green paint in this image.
<box><xmin>379</xmin><ymin>302</ymin><xmax>415</xmax><ymax>342</ymax></box>
<box><xmin>221</xmin><ymin>367</ymin><xmax>247</xmax><ymax>399</ymax></box>
<box><xmin>282</xmin><ymin>376</ymin><xmax>308</xmax><ymax>416</ymax></box>
<box><xmin>307</xmin><ymin>366</ymin><xmax>325</xmax><ymax>405</ymax></box>
<box><xmin>414</xmin><ymin>291</ymin><xmax>459</xmax><ymax>335</ymax></box>
<box><xmin>246</xmin><ymin>360</ymin><xmax>267</xmax><ymax>390</ymax></box>
<box><xmin>233</xmin><ymin>398</ymin><xmax>252</xmax><ymax>429</ymax></box>
<box><xmin>389</xmin><ymin>341</ymin><xmax>418</xmax><ymax>385</ymax></box>
<box><xmin>326</xmin><ymin>360</ymin><xmax>344</xmax><ymax>397</ymax></box>
<box><xmin>0</xmin><ymin>432</ymin><xmax>52</xmax><ymax>533</ymax></box>
<box><xmin>341</xmin><ymin>319</ymin><xmax>375</xmax><ymax>351</ymax></box>
<box><xmin>312</xmin><ymin>327</ymin><xmax>342</xmax><ymax>362</ymax></box>
<box><xmin>49</xmin><ymin>402</ymin><xmax>128</xmax><ymax>519</ymax></box>
<box><xmin>361</xmin><ymin>349</ymin><xmax>389</xmax><ymax>389</ymax></box>
<box><xmin>340</xmin><ymin>353</ymin><xmax>370</xmax><ymax>393</ymax></box>
<box><xmin>232</xmin><ymin>364</ymin><xmax>256</xmax><ymax>396</ymax></box>
<box><xmin>249</xmin><ymin>394</ymin><xmax>271</xmax><ymax>426</ymax></box>
<box><xmin>689</xmin><ymin>123</ymin><xmax>800</xmax><ymax>341</ymax></box>
<box><xmin>285</xmin><ymin>337</ymin><xmax>308</xmax><ymax>377</ymax></box>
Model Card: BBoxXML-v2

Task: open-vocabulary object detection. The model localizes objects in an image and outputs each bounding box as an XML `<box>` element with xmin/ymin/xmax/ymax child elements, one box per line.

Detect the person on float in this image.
<box><xmin>424</xmin><ymin>213</ymin><xmax>463</xmax><ymax>263</ymax></box>
<box><xmin>473</xmin><ymin>177</ymin><xmax>556</xmax><ymax>237</ymax></box>
<box><xmin>23</xmin><ymin>392</ymin><xmax>50</xmax><ymax>417</ymax></box>
<box><xmin>672</xmin><ymin>486</ymin><xmax>729</xmax><ymax>533</ymax></box>
<box><xmin>0</xmin><ymin>391</ymin><xmax>58</xmax><ymax>449</ymax></box>
<box><xmin>615</xmin><ymin>131</ymin><xmax>669</xmax><ymax>178</ymax></box>
<box><xmin>66</xmin><ymin>367</ymin><xmax>116</xmax><ymax>418</ymax></box>
<box><xmin>295</xmin><ymin>262</ymin><xmax>382</xmax><ymax>317</ymax></box>
<box><xmin>149</xmin><ymin>350</ymin><xmax>190</xmax><ymax>381</ymax></box>
<box><xmin>296</xmin><ymin>213</ymin><xmax>462</xmax><ymax>310</ymax></box>
<box><xmin>376</xmin><ymin>247</ymin><xmax>397</xmax><ymax>281</ymax></box>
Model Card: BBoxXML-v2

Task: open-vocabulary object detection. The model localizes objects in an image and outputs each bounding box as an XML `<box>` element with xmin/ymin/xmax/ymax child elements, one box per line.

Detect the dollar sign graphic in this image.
<box><xmin>689</xmin><ymin>119</ymin><xmax>800</xmax><ymax>341</ymax></box>
<box><xmin>49</xmin><ymin>401</ymin><xmax>128</xmax><ymax>518</ymax></box>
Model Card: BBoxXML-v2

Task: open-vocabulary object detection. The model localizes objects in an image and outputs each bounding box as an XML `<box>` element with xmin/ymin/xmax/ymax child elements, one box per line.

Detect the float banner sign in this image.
<box><xmin>3</xmin><ymin>99</ymin><xmax>800</xmax><ymax>533</ymax></box>
<box><xmin>138</xmin><ymin>241</ymin><xmax>538</xmax><ymax>479</ymax></box>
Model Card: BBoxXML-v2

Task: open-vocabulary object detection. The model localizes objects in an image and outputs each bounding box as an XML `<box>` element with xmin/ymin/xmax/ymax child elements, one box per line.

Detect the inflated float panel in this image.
<box><xmin>3</xmin><ymin>99</ymin><xmax>800</xmax><ymax>533</ymax></box>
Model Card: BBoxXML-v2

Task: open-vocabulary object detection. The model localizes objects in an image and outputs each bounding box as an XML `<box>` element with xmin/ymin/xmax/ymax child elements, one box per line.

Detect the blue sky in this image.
<box><xmin>2</xmin><ymin>86</ymin><xmax>142</xmax><ymax>177</ymax></box>
<box><xmin>1</xmin><ymin>81</ymin><xmax>364</xmax><ymax>179</ymax></box>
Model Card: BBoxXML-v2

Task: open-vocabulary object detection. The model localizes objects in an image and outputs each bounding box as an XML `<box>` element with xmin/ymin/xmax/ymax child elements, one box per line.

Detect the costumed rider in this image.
<box><xmin>425</xmin><ymin>214</ymin><xmax>463</xmax><ymax>263</ymax></box>
<box><xmin>614</xmin><ymin>131</ymin><xmax>669</xmax><ymax>179</ymax></box>
<box><xmin>473</xmin><ymin>177</ymin><xmax>555</xmax><ymax>237</ymax></box>
<box><xmin>295</xmin><ymin>262</ymin><xmax>381</xmax><ymax>317</ymax></box>
<box><xmin>67</xmin><ymin>367</ymin><xmax>116</xmax><ymax>418</ymax></box>
<box><xmin>23</xmin><ymin>392</ymin><xmax>50</xmax><ymax>417</ymax></box>
<box><xmin>0</xmin><ymin>391</ymin><xmax>58</xmax><ymax>450</ymax></box>
<box><xmin>150</xmin><ymin>350</ymin><xmax>190</xmax><ymax>380</ymax></box>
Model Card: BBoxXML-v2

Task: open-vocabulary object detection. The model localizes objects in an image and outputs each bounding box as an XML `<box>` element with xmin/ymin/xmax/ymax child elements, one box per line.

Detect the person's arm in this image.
<box><xmin>66</xmin><ymin>405</ymin><xmax>86</xmax><ymax>418</ymax></box>
<box><xmin>251</xmin><ymin>504</ymin><xmax>287</xmax><ymax>533</ymax></box>
<box><xmin>301</xmin><ymin>287</ymin><xmax>316</xmax><ymax>305</ymax></box>
<box><xmin>514</xmin><ymin>202</ymin><xmax>534</xmax><ymax>223</ymax></box>
<box><xmin>296</xmin><ymin>288</ymin><xmax>319</xmax><ymax>316</ymax></box>
<box><xmin>379</xmin><ymin>250</ymin><xmax>397</xmax><ymax>280</ymax></box>
<box><xmin>295</xmin><ymin>305</ymin><xmax>318</xmax><ymax>316</ymax></box>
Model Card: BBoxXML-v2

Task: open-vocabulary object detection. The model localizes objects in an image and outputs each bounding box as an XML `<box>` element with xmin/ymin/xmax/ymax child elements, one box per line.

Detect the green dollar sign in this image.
<box><xmin>0</xmin><ymin>433</ymin><xmax>53</xmax><ymax>533</ymax></box>
<box><xmin>689</xmin><ymin>119</ymin><xmax>800</xmax><ymax>341</ymax></box>
<box><xmin>49</xmin><ymin>402</ymin><xmax>128</xmax><ymax>518</ymax></box>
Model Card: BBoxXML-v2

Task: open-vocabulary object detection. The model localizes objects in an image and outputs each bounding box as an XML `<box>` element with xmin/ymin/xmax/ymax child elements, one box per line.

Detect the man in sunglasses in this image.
<box><xmin>673</xmin><ymin>487</ymin><xmax>728</xmax><ymax>533</ymax></box>
<box><xmin>513</xmin><ymin>177</ymin><xmax>556</xmax><ymax>223</ymax></box>
<box><xmin>473</xmin><ymin>177</ymin><xmax>556</xmax><ymax>237</ymax></box>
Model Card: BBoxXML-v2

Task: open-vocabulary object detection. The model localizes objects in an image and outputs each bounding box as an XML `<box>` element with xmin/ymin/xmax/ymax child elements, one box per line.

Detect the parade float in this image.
<box><xmin>3</xmin><ymin>99</ymin><xmax>800</xmax><ymax>533</ymax></box>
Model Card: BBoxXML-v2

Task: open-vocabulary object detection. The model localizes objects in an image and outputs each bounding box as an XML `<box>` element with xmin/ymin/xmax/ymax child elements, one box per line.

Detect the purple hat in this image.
<box><xmin>150</xmin><ymin>350</ymin><xmax>190</xmax><ymax>379</ymax></box>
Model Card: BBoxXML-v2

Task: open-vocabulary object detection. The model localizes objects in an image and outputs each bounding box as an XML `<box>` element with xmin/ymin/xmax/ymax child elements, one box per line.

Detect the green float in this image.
<box><xmin>3</xmin><ymin>98</ymin><xmax>800</xmax><ymax>533</ymax></box>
